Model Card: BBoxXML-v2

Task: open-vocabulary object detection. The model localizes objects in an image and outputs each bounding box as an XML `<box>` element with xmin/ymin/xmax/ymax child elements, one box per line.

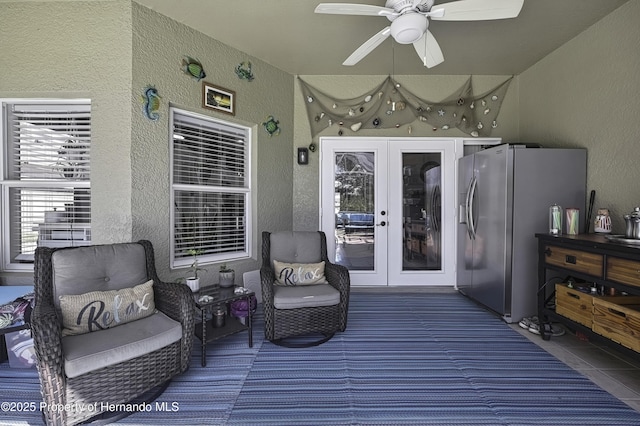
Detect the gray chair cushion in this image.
<box><xmin>62</xmin><ymin>311</ymin><xmax>182</xmax><ymax>378</ymax></box>
<box><xmin>269</xmin><ymin>231</ymin><xmax>322</xmax><ymax>265</ymax></box>
<box><xmin>273</xmin><ymin>283</ymin><xmax>340</xmax><ymax>309</ymax></box>
<box><xmin>52</xmin><ymin>243</ymin><xmax>149</xmax><ymax>312</ymax></box>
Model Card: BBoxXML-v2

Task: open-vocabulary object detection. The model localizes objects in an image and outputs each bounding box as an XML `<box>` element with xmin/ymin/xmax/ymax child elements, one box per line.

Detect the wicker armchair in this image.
<box><xmin>261</xmin><ymin>231</ymin><xmax>350</xmax><ymax>346</ymax></box>
<box><xmin>31</xmin><ymin>240</ymin><xmax>195</xmax><ymax>426</ymax></box>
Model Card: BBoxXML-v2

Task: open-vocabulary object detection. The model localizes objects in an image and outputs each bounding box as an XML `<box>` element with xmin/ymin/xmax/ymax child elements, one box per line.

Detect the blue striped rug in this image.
<box><xmin>2</xmin><ymin>292</ymin><xmax>640</xmax><ymax>425</ymax></box>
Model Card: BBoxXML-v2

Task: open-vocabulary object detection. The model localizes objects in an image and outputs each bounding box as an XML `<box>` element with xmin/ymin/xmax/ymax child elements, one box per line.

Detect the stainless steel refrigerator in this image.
<box><xmin>457</xmin><ymin>144</ymin><xmax>586</xmax><ymax>323</ymax></box>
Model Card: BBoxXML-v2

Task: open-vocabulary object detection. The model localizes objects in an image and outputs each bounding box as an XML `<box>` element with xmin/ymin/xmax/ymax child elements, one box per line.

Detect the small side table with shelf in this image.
<box><xmin>193</xmin><ymin>285</ymin><xmax>254</xmax><ymax>367</ymax></box>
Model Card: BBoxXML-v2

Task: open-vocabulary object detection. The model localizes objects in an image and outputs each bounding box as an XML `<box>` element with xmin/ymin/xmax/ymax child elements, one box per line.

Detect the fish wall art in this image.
<box><xmin>182</xmin><ymin>56</ymin><xmax>206</xmax><ymax>81</ymax></box>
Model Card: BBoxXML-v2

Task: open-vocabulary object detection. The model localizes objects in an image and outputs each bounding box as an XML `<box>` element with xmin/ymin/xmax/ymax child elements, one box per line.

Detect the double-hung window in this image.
<box><xmin>170</xmin><ymin>108</ymin><xmax>251</xmax><ymax>269</ymax></box>
<box><xmin>1</xmin><ymin>100</ymin><xmax>91</xmax><ymax>271</ymax></box>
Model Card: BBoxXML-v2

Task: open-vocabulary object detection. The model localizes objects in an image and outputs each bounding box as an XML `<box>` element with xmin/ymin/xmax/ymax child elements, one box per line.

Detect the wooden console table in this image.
<box><xmin>536</xmin><ymin>233</ymin><xmax>640</xmax><ymax>356</ymax></box>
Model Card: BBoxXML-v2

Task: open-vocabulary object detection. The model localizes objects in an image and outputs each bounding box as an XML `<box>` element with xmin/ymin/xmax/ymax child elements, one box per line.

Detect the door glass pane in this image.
<box><xmin>402</xmin><ymin>153</ymin><xmax>441</xmax><ymax>270</ymax></box>
<box><xmin>333</xmin><ymin>152</ymin><xmax>375</xmax><ymax>271</ymax></box>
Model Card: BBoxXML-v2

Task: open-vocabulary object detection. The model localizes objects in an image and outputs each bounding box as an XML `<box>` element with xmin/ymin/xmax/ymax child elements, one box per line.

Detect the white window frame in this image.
<box><xmin>169</xmin><ymin>107</ymin><xmax>252</xmax><ymax>269</ymax></box>
<box><xmin>1</xmin><ymin>99</ymin><xmax>91</xmax><ymax>272</ymax></box>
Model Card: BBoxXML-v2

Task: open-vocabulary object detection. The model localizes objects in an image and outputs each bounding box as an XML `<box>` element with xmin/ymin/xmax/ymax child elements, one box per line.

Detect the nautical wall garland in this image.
<box><xmin>299</xmin><ymin>76</ymin><xmax>512</xmax><ymax>138</ymax></box>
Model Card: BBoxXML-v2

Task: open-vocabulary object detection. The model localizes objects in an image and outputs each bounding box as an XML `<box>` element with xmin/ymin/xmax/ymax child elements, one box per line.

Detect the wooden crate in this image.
<box><xmin>593</xmin><ymin>296</ymin><xmax>640</xmax><ymax>352</ymax></box>
<box><xmin>555</xmin><ymin>284</ymin><xmax>595</xmax><ymax>327</ymax></box>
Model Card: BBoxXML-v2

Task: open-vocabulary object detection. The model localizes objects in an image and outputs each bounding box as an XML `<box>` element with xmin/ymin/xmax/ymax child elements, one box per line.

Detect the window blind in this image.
<box><xmin>2</xmin><ymin>101</ymin><xmax>91</xmax><ymax>268</ymax></box>
<box><xmin>171</xmin><ymin>109</ymin><xmax>250</xmax><ymax>265</ymax></box>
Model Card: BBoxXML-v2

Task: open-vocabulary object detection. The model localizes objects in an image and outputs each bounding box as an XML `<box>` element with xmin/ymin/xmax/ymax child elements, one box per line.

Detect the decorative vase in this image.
<box><xmin>186</xmin><ymin>277</ymin><xmax>200</xmax><ymax>292</ymax></box>
<box><xmin>219</xmin><ymin>270</ymin><xmax>235</xmax><ymax>288</ymax></box>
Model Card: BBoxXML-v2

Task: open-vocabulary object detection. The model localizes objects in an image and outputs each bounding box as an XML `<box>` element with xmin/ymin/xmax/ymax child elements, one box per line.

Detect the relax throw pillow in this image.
<box><xmin>273</xmin><ymin>260</ymin><xmax>327</xmax><ymax>286</ymax></box>
<box><xmin>59</xmin><ymin>280</ymin><xmax>156</xmax><ymax>336</ymax></box>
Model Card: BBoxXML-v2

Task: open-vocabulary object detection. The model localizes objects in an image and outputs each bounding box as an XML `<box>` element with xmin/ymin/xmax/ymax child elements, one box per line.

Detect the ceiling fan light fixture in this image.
<box><xmin>390</xmin><ymin>13</ymin><xmax>427</xmax><ymax>44</ymax></box>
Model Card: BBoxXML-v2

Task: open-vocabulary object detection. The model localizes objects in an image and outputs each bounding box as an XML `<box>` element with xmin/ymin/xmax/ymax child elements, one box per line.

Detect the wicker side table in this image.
<box><xmin>194</xmin><ymin>285</ymin><xmax>254</xmax><ymax>367</ymax></box>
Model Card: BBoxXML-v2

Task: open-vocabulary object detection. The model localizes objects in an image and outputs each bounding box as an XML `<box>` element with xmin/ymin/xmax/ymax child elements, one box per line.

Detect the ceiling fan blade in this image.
<box><xmin>431</xmin><ymin>0</ymin><xmax>524</xmax><ymax>21</ymax></box>
<box><xmin>413</xmin><ymin>30</ymin><xmax>444</xmax><ymax>68</ymax></box>
<box><xmin>315</xmin><ymin>3</ymin><xmax>397</xmax><ymax>17</ymax></box>
<box><xmin>343</xmin><ymin>26</ymin><xmax>392</xmax><ymax>66</ymax></box>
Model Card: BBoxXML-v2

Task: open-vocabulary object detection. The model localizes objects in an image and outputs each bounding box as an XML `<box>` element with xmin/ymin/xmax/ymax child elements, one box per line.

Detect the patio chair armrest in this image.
<box><xmin>260</xmin><ymin>266</ymin><xmax>276</xmax><ymax>305</ymax></box>
<box><xmin>153</xmin><ymin>280</ymin><xmax>195</xmax><ymax>371</ymax></box>
<box><xmin>31</xmin><ymin>299</ymin><xmax>67</xmax><ymax>423</ymax></box>
<box><xmin>325</xmin><ymin>262</ymin><xmax>350</xmax><ymax>294</ymax></box>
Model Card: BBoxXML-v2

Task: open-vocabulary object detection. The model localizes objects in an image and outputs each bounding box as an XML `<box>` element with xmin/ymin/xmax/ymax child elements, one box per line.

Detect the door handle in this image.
<box><xmin>468</xmin><ymin>176</ymin><xmax>478</xmax><ymax>240</ymax></box>
<box><xmin>464</xmin><ymin>179</ymin><xmax>473</xmax><ymax>239</ymax></box>
<box><xmin>376</xmin><ymin>221</ymin><xmax>386</xmax><ymax>227</ymax></box>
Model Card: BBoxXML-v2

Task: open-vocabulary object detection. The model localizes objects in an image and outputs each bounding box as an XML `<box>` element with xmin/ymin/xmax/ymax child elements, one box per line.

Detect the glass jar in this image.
<box><xmin>549</xmin><ymin>204</ymin><xmax>563</xmax><ymax>235</ymax></box>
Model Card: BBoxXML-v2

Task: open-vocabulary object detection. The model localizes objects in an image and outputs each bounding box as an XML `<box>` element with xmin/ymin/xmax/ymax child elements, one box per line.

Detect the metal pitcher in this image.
<box><xmin>624</xmin><ymin>207</ymin><xmax>640</xmax><ymax>239</ymax></box>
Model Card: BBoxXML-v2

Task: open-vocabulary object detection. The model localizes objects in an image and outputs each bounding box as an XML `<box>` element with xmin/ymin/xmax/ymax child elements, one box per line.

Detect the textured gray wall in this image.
<box><xmin>0</xmin><ymin>0</ymin><xmax>134</xmax><ymax>283</ymax></box>
<box><xmin>131</xmin><ymin>3</ymin><xmax>294</xmax><ymax>283</ymax></box>
<box><xmin>0</xmin><ymin>1</ymin><xmax>294</xmax><ymax>285</ymax></box>
<box><xmin>519</xmin><ymin>0</ymin><xmax>640</xmax><ymax>233</ymax></box>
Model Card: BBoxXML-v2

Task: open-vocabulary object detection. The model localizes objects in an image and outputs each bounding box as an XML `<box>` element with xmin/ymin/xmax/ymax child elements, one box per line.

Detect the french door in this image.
<box><xmin>320</xmin><ymin>137</ymin><xmax>458</xmax><ymax>287</ymax></box>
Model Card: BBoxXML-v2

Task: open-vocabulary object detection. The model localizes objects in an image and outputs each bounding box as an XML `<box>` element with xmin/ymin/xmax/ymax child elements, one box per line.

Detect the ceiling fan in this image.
<box><xmin>314</xmin><ymin>0</ymin><xmax>525</xmax><ymax>68</ymax></box>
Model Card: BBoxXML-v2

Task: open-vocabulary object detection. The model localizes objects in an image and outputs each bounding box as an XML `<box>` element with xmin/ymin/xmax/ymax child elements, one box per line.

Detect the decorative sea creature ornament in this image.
<box><xmin>262</xmin><ymin>115</ymin><xmax>280</xmax><ymax>137</ymax></box>
<box><xmin>142</xmin><ymin>86</ymin><xmax>161</xmax><ymax>121</ymax></box>
<box><xmin>350</xmin><ymin>122</ymin><xmax>362</xmax><ymax>132</ymax></box>
<box><xmin>491</xmin><ymin>95</ymin><xmax>499</xmax><ymax>101</ymax></box>
<box><xmin>307</xmin><ymin>96</ymin><xmax>314</xmax><ymax>103</ymax></box>
<box><xmin>492</xmin><ymin>120</ymin><xmax>498</xmax><ymax>129</ymax></box>
<box><xmin>182</xmin><ymin>56</ymin><xmax>206</xmax><ymax>81</ymax></box>
<box><xmin>471</xmin><ymin>131</ymin><xmax>479</xmax><ymax>137</ymax></box>
<box><xmin>477</xmin><ymin>122</ymin><xmax>484</xmax><ymax>130</ymax></box>
<box><xmin>348</xmin><ymin>109</ymin><xmax>355</xmax><ymax>117</ymax></box>
<box><xmin>235</xmin><ymin>61</ymin><xmax>254</xmax><ymax>81</ymax></box>
<box><xmin>470</xmin><ymin>102</ymin><xmax>475</xmax><ymax>109</ymax></box>
<box><xmin>364</xmin><ymin>95</ymin><xmax>372</xmax><ymax>102</ymax></box>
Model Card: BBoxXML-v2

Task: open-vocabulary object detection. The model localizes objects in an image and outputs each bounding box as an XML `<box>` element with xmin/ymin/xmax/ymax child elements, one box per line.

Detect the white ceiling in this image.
<box><xmin>133</xmin><ymin>0</ymin><xmax>629</xmax><ymax>76</ymax></box>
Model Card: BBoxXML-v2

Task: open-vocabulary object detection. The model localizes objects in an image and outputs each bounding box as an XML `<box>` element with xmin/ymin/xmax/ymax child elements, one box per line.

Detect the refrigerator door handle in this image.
<box><xmin>464</xmin><ymin>179</ymin><xmax>473</xmax><ymax>240</ymax></box>
<box><xmin>468</xmin><ymin>176</ymin><xmax>478</xmax><ymax>240</ymax></box>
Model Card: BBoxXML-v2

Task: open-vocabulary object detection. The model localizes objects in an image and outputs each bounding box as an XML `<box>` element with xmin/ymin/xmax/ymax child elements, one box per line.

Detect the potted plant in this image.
<box><xmin>184</xmin><ymin>249</ymin><xmax>207</xmax><ymax>292</ymax></box>
<box><xmin>219</xmin><ymin>263</ymin><xmax>235</xmax><ymax>288</ymax></box>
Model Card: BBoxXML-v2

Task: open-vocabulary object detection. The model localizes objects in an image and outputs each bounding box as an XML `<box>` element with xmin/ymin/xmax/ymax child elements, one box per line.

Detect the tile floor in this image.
<box><xmin>512</xmin><ymin>321</ymin><xmax>640</xmax><ymax>412</ymax></box>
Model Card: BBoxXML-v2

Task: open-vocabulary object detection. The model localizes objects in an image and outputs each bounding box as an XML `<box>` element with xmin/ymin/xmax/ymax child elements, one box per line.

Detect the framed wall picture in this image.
<box><xmin>202</xmin><ymin>82</ymin><xmax>235</xmax><ymax>115</ymax></box>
